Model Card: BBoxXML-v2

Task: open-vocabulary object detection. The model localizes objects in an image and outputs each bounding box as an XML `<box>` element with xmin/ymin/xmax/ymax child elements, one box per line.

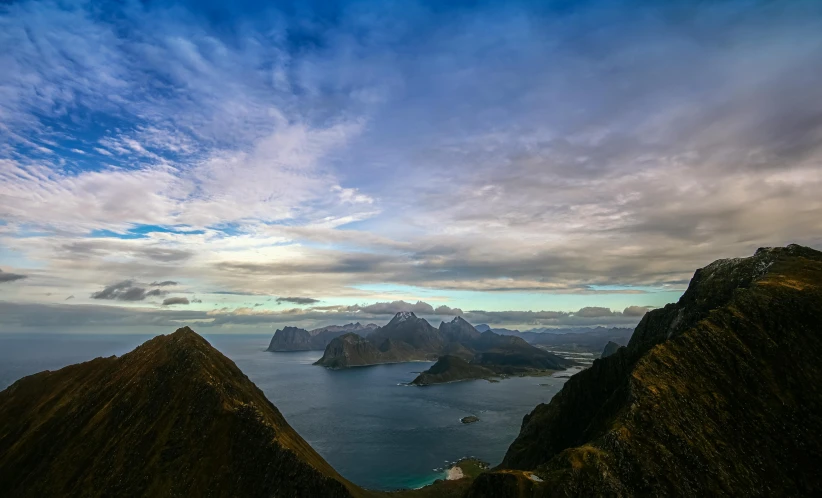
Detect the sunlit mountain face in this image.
<box><xmin>1</xmin><ymin>0</ymin><xmax>821</xmax><ymax>334</ymax></box>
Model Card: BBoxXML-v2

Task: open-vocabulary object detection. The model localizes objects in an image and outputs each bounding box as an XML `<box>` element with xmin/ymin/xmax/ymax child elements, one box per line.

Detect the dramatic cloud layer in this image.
<box><xmin>1</xmin><ymin>0</ymin><xmax>820</xmax><ymax>332</ymax></box>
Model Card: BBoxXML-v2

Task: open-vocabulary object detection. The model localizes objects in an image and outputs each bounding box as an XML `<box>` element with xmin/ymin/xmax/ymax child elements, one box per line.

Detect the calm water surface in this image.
<box><xmin>0</xmin><ymin>333</ymin><xmax>570</xmax><ymax>491</ymax></box>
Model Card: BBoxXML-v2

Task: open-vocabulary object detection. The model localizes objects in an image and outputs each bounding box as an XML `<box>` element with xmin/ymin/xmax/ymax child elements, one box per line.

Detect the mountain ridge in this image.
<box><xmin>467</xmin><ymin>244</ymin><xmax>822</xmax><ymax>497</ymax></box>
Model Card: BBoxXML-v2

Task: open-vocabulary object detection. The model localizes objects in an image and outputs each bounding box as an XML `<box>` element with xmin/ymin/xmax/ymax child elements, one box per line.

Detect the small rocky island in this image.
<box><xmin>461</xmin><ymin>416</ymin><xmax>479</xmax><ymax>424</ymax></box>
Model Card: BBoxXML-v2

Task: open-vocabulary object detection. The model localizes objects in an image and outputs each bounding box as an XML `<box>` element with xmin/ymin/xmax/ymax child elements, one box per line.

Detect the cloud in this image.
<box><xmin>0</xmin><ymin>270</ymin><xmax>27</xmax><ymax>283</ymax></box>
<box><xmin>434</xmin><ymin>305</ymin><xmax>464</xmax><ymax>315</ymax></box>
<box><xmin>0</xmin><ymin>299</ymin><xmax>655</xmax><ymax>332</ymax></box>
<box><xmin>90</xmin><ymin>280</ymin><xmax>166</xmax><ymax>301</ymax></box>
<box><xmin>162</xmin><ymin>297</ymin><xmax>190</xmax><ymax>306</ymax></box>
<box><xmin>150</xmin><ymin>281</ymin><xmax>178</xmax><ymax>286</ymax></box>
<box><xmin>575</xmin><ymin>307</ymin><xmax>618</xmax><ymax>318</ymax></box>
<box><xmin>623</xmin><ymin>305</ymin><xmax>654</xmax><ymax>317</ymax></box>
<box><xmin>349</xmin><ymin>300</ymin><xmax>435</xmax><ymax>315</ymax></box>
<box><xmin>1</xmin><ymin>0</ymin><xmax>821</xmax><ymax>325</ymax></box>
<box><xmin>65</xmin><ymin>295</ymin><xmax>74</xmax><ymax>300</ymax></box>
<box><xmin>276</xmin><ymin>297</ymin><xmax>320</xmax><ymax>305</ymax></box>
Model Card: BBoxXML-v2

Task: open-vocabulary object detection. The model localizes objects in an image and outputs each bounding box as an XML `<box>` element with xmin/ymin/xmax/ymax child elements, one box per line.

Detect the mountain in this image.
<box><xmin>267</xmin><ymin>325</ymin><xmax>314</xmax><ymax>351</ymax></box>
<box><xmin>411</xmin><ymin>355</ymin><xmax>497</xmax><ymax>386</ymax></box>
<box><xmin>522</xmin><ymin>327</ymin><xmax>633</xmax><ymax>353</ymax></box>
<box><xmin>267</xmin><ymin>322</ymin><xmax>378</xmax><ymax>352</ymax></box>
<box><xmin>369</xmin><ymin>312</ymin><xmax>444</xmax><ymax>353</ymax></box>
<box><xmin>0</xmin><ymin>327</ymin><xmax>360</xmax><ymax>498</ymax></box>
<box><xmin>315</xmin><ymin>312</ymin><xmax>443</xmax><ymax>368</ymax></box>
<box><xmin>412</xmin><ymin>331</ymin><xmax>576</xmax><ymax>385</ymax></box>
<box><xmin>312</xmin><ymin>332</ymin><xmax>388</xmax><ymax>369</ymax></box>
<box><xmin>316</xmin><ymin>314</ymin><xmax>574</xmax><ymax>375</ymax></box>
<box><xmin>440</xmin><ymin>316</ymin><xmax>482</xmax><ymax>343</ymax></box>
<box><xmin>600</xmin><ymin>340</ymin><xmax>621</xmax><ymax>358</ymax></box>
<box><xmin>465</xmin><ymin>244</ymin><xmax>822</xmax><ymax>497</ymax></box>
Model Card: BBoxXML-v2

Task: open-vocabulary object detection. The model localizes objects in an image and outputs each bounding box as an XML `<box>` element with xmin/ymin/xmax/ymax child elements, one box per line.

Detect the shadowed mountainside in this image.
<box><xmin>465</xmin><ymin>244</ymin><xmax>822</xmax><ymax>497</ymax></box>
<box><xmin>0</xmin><ymin>327</ymin><xmax>361</xmax><ymax>498</ymax></box>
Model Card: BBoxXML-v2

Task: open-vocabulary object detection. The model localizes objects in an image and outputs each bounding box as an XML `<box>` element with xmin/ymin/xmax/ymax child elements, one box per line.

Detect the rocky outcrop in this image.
<box><xmin>599</xmin><ymin>340</ymin><xmax>621</xmax><ymax>358</ymax></box>
<box><xmin>466</xmin><ymin>244</ymin><xmax>822</xmax><ymax>497</ymax></box>
<box><xmin>267</xmin><ymin>323</ymin><xmax>378</xmax><ymax>352</ymax></box>
<box><xmin>267</xmin><ymin>326</ymin><xmax>314</xmax><ymax>351</ymax></box>
<box><xmin>0</xmin><ymin>327</ymin><xmax>360</xmax><ymax>498</ymax></box>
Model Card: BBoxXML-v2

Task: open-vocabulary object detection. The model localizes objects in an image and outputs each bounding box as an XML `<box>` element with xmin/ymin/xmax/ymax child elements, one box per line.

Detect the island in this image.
<box><xmin>315</xmin><ymin>313</ymin><xmax>576</xmax><ymax>381</ymax></box>
<box><xmin>460</xmin><ymin>416</ymin><xmax>479</xmax><ymax>424</ymax></box>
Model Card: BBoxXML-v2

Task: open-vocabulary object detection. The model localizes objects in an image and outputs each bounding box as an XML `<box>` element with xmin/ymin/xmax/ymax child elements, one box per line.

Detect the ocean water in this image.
<box><xmin>0</xmin><ymin>333</ymin><xmax>571</xmax><ymax>491</ymax></box>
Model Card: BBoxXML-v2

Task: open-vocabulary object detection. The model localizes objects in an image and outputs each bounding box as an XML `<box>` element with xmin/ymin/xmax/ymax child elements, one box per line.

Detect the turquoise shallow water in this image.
<box><xmin>0</xmin><ymin>333</ymin><xmax>569</xmax><ymax>491</ymax></box>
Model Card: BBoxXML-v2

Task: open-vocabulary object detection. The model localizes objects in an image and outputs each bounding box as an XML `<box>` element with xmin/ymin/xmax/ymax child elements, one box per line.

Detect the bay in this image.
<box><xmin>0</xmin><ymin>333</ymin><xmax>569</xmax><ymax>491</ymax></box>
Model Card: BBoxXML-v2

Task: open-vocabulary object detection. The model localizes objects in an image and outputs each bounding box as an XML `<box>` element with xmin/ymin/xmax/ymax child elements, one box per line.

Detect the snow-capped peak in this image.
<box><xmin>394</xmin><ymin>311</ymin><xmax>415</xmax><ymax>322</ymax></box>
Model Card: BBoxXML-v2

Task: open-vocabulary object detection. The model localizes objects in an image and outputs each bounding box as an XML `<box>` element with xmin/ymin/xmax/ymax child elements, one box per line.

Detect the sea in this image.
<box><xmin>0</xmin><ymin>333</ymin><xmax>588</xmax><ymax>491</ymax></box>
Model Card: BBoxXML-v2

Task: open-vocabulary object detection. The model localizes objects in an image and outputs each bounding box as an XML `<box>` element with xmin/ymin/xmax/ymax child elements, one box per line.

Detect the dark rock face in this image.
<box><xmin>600</xmin><ymin>340</ymin><xmax>621</xmax><ymax>358</ymax></box>
<box><xmin>267</xmin><ymin>323</ymin><xmax>378</xmax><ymax>352</ymax></box>
<box><xmin>0</xmin><ymin>327</ymin><xmax>359</xmax><ymax>498</ymax></box>
<box><xmin>267</xmin><ymin>326</ymin><xmax>314</xmax><ymax>351</ymax></box>
<box><xmin>313</xmin><ymin>332</ymin><xmax>386</xmax><ymax>369</ymax></box>
<box><xmin>469</xmin><ymin>244</ymin><xmax>822</xmax><ymax>497</ymax></box>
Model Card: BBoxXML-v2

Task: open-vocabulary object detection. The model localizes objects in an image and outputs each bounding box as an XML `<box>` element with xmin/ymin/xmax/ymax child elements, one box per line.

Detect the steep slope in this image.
<box><xmin>316</xmin><ymin>312</ymin><xmax>443</xmax><ymax>368</ymax></box>
<box><xmin>368</xmin><ymin>312</ymin><xmax>444</xmax><ymax>353</ymax></box>
<box><xmin>0</xmin><ymin>327</ymin><xmax>361</xmax><ymax>498</ymax></box>
<box><xmin>314</xmin><ymin>332</ymin><xmax>387</xmax><ymax>369</ymax></box>
<box><xmin>267</xmin><ymin>325</ymin><xmax>314</xmax><ymax>351</ymax></box>
<box><xmin>467</xmin><ymin>244</ymin><xmax>822</xmax><ymax>497</ymax></box>
<box><xmin>440</xmin><ymin>316</ymin><xmax>482</xmax><ymax>343</ymax></box>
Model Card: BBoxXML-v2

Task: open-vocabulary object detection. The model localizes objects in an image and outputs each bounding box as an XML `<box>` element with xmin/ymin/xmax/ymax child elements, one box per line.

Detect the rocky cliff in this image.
<box><xmin>268</xmin><ymin>323</ymin><xmax>378</xmax><ymax>352</ymax></box>
<box><xmin>466</xmin><ymin>244</ymin><xmax>822</xmax><ymax>497</ymax></box>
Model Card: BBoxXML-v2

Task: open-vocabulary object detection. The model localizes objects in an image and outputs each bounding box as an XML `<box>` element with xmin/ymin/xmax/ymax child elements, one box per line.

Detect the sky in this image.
<box><xmin>1</xmin><ymin>0</ymin><xmax>821</xmax><ymax>334</ymax></box>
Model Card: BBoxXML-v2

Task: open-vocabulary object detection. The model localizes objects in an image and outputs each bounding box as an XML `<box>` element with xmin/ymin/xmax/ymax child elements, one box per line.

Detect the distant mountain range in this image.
<box><xmin>266</xmin><ymin>322</ymin><xmax>378</xmax><ymax>352</ymax></box>
<box><xmin>475</xmin><ymin>325</ymin><xmax>634</xmax><ymax>352</ymax></box>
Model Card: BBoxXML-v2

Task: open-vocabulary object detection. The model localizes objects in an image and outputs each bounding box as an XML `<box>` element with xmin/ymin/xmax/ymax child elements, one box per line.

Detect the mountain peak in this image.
<box><xmin>0</xmin><ymin>327</ymin><xmax>358</xmax><ymax>497</ymax></box>
<box><xmin>390</xmin><ymin>311</ymin><xmax>417</xmax><ymax>323</ymax></box>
